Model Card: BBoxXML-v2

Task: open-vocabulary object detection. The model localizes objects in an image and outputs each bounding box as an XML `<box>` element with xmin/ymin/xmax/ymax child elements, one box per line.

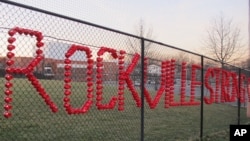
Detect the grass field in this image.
<box><xmin>0</xmin><ymin>78</ymin><xmax>249</xmax><ymax>141</ymax></box>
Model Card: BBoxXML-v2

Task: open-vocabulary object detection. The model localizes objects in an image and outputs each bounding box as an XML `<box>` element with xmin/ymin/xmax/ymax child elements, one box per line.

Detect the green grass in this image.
<box><xmin>0</xmin><ymin>78</ymin><xmax>249</xmax><ymax>141</ymax></box>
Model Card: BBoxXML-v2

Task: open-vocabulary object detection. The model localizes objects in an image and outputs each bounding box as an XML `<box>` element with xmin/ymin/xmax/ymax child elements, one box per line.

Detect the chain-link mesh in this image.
<box><xmin>0</xmin><ymin>1</ymin><xmax>250</xmax><ymax>141</ymax></box>
<box><xmin>0</xmin><ymin>2</ymin><xmax>142</xmax><ymax>141</ymax></box>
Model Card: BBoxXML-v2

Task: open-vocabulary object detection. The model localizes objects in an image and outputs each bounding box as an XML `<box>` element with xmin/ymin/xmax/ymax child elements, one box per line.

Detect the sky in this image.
<box><xmin>5</xmin><ymin>0</ymin><xmax>250</xmax><ymax>54</ymax></box>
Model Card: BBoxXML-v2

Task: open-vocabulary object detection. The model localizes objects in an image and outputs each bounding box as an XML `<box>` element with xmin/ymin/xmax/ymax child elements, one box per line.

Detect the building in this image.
<box><xmin>0</xmin><ymin>56</ymin><xmax>119</xmax><ymax>81</ymax></box>
<box><xmin>147</xmin><ymin>64</ymin><xmax>161</xmax><ymax>75</ymax></box>
<box><xmin>44</xmin><ymin>41</ymin><xmax>87</xmax><ymax>61</ymax></box>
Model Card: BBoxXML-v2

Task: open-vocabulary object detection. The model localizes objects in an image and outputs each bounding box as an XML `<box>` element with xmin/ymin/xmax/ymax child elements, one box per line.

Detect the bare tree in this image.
<box><xmin>127</xmin><ymin>20</ymin><xmax>161</xmax><ymax>85</ymax></box>
<box><xmin>175</xmin><ymin>52</ymin><xmax>190</xmax><ymax>65</ymax></box>
<box><xmin>128</xmin><ymin>20</ymin><xmax>155</xmax><ymax>57</ymax></box>
<box><xmin>203</xmin><ymin>14</ymin><xmax>245</xmax><ymax>67</ymax></box>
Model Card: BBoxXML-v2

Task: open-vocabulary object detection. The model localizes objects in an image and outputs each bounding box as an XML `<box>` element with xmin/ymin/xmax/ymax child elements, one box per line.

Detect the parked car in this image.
<box><xmin>135</xmin><ymin>80</ymin><xmax>141</xmax><ymax>86</ymax></box>
<box><xmin>174</xmin><ymin>79</ymin><xmax>181</xmax><ymax>85</ymax></box>
<box><xmin>147</xmin><ymin>80</ymin><xmax>155</xmax><ymax>84</ymax></box>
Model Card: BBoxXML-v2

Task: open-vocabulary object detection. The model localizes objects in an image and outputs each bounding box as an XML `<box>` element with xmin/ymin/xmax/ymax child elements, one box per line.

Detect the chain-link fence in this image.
<box><xmin>0</xmin><ymin>1</ymin><xmax>250</xmax><ymax>141</ymax></box>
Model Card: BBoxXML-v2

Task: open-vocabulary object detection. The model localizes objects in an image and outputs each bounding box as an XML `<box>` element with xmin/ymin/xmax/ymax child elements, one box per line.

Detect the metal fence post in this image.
<box><xmin>200</xmin><ymin>56</ymin><xmax>204</xmax><ymax>140</ymax></box>
<box><xmin>140</xmin><ymin>38</ymin><xmax>145</xmax><ymax>141</ymax></box>
<box><xmin>237</xmin><ymin>68</ymin><xmax>241</xmax><ymax>125</ymax></box>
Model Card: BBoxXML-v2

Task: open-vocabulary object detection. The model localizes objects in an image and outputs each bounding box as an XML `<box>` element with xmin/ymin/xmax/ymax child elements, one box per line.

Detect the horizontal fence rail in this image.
<box><xmin>0</xmin><ymin>1</ymin><xmax>250</xmax><ymax>141</ymax></box>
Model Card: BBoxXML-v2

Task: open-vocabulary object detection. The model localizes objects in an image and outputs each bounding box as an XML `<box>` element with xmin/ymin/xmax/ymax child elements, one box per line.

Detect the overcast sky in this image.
<box><xmin>8</xmin><ymin>0</ymin><xmax>249</xmax><ymax>54</ymax></box>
